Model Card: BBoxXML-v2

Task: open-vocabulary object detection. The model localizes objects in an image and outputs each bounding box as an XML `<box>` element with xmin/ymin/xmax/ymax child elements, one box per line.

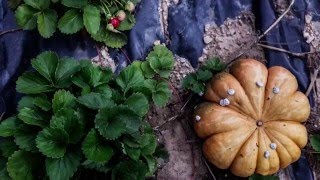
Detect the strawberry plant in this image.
<box><xmin>182</xmin><ymin>57</ymin><xmax>226</xmax><ymax>94</ymax></box>
<box><xmin>11</xmin><ymin>0</ymin><xmax>139</xmax><ymax>48</ymax></box>
<box><xmin>0</xmin><ymin>45</ymin><xmax>174</xmax><ymax>179</ymax></box>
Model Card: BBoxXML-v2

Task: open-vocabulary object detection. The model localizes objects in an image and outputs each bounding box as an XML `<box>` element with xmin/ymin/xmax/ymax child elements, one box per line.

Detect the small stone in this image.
<box><xmin>270</xmin><ymin>143</ymin><xmax>277</xmax><ymax>150</ymax></box>
<box><xmin>219</xmin><ymin>98</ymin><xmax>230</xmax><ymax>106</ymax></box>
<box><xmin>256</xmin><ymin>81</ymin><xmax>264</xmax><ymax>87</ymax></box>
<box><xmin>195</xmin><ymin>115</ymin><xmax>201</xmax><ymax>122</ymax></box>
<box><xmin>264</xmin><ymin>151</ymin><xmax>270</xmax><ymax>159</ymax></box>
<box><xmin>305</xmin><ymin>14</ymin><xmax>312</xmax><ymax>24</ymax></box>
<box><xmin>227</xmin><ymin>89</ymin><xmax>235</xmax><ymax>95</ymax></box>
<box><xmin>273</xmin><ymin>87</ymin><xmax>280</xmax><ymax>94</ymax></box>
<box><xmin>198</xmin><ymin>92</ymin><xmax>204</xmax><ymax>96</ymax></box>
<box><xmin>203</xmin><ymin>36</ymin><xmax>213</xmax><ymax>44</ymax></box>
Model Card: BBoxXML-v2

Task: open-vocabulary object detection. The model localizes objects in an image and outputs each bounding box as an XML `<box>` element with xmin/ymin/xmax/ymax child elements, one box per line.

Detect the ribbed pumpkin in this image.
<box><xmin>193</xmin><ymin>59</ymin><xmax>310</xmax><ymax>177</ymax></box>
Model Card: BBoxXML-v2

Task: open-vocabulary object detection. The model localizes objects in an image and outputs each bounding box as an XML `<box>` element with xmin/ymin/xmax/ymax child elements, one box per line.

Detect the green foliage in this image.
<box><xmin>311</xmin><ymin>134</ymin><xmax>320</xmax><ymax>152</ymax></box>
<box><xmin>249</xmin><ymin>174</ymin><xmax>279</xmax><ymax>180</ymax></box>
<box><xmin>0</xmin><ymin>47</ymin><xmax>173</xmax><ymax>179</ymax></box>
<box><xmin>13</xmin><ymin>0</ymin><xmax>137</xmax><ymax>48</ymax></box>
<box><xmin>183</xmin><ymin>57</ymin><xmax>226</xmax><ymax>94</ymax></box>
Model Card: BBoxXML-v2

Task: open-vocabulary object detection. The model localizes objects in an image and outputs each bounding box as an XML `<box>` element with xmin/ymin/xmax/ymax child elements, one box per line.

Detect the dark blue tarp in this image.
<box><xmin>1</xmin><ymin>0</ymin><xmax>318</xmax><ymax>179</ymax></box>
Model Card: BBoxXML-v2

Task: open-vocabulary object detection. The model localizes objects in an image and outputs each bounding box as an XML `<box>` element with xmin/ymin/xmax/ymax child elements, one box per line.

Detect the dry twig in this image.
<box><xmin>153</xmin><ymin>94</ymin><xmax>193</xmax><ymax>130</ymax></box>
<box><xmin>202</xmin><ymin>157</ymin><xmax>217</xmax><ymax>180</ymax></box>
<box><xmin>258</xmin><ymin>0</ymin><xmax>295</xmax><ymax>40</ymax></box>
<box><xmin>0</xmin><ymin>28</ymin><xmax>22</xmax><ymax>37</ymax></box>
<box><xmin>258</xmin><ymin>43</ymin><xmax>313</xmax><ymax>57</ymax></box>
<box><xmin>306</xmin><ymin>65</ymin><xmax>320</xmax><ymax>97</ymax></box>
<box><xmin>228</xmin><ymin>0</ymin><xmax>296</xmax><ymax>64</ymax></box>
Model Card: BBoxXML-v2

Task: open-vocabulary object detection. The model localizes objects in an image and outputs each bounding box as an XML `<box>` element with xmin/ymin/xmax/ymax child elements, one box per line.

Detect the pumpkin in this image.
<box><xmin>193</xmin><ymin>59</ymin><xmax>310</xmax><ymax>177</ymax></box>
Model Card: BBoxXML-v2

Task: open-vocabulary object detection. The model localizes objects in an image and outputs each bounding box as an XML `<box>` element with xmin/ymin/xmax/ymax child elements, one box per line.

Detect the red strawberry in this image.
<box><xmin>109</xmin><ymin>17</ymin><xmax>120</xmax><ymax>28</ymax></box>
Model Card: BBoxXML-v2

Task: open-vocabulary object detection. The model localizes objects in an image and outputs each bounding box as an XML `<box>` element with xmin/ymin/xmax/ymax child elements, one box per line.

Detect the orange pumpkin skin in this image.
<box><xmin>194</xmin><ymin>59</ymin><xmax>310</xmax><ymax>177</ymax></box>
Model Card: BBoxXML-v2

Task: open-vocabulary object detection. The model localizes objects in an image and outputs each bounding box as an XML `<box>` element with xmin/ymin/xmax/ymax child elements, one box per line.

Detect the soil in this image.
<box><xmin>303</xmin><ymin>12</ymin><xmax>320</xmax><ymax>180</ymax></box>
<box><xmin>199</xmin><ymin>12</ymin><xmax>265</xmax><ymax>65</ymax></box>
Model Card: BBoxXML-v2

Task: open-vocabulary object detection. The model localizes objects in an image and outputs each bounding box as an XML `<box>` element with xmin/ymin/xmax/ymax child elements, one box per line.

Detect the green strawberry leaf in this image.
<box><xmin>182</xmin><ymin>73</ymin><xmax>204</xmax><ymax>94</ymax></box>
<box><xmin>105</xmin><ymin>30</ymin><xmax>127</xmax><ymax>48</ymax></box>
<box><xmin>15</xmin><ymin>4</ymin><xmax>38</xmax><ymax>30</ymax></box>
<box><xmin>116</xmin><ymin>65</ymin><xmax>144</xmax><ymax>94</ymax></box>
<box><xmin>147</xmin><ymin>45</ymin><xmax>174</xmax><ymax>78</ymax></box>
<box><xmin>91</xmin><ymin>27</ymin><xmax>127</xmax><ymax>48</ymax></box>
<box><xmin>33</xmin><ymin>95</ymin><xmax>52</xmax><ymax>111</ymax></box>
<box><xmin>52</xmin><ymin>90</ymin><xmax>76</xmax><ymax>113</ymax></box>
<box><xmin>17</xmin><ymin>96</ymin><xmax>35</xmax><ymax>110</ymax></box>
<box><xmin>50</xmin><ymin>109</ymin><xmax>85</xmax><ymax>144</ymax></box>
<box><xmin>82</xmin><ymin>129</ymin><xmax>114</xmax><ymax>163</ymax></box>
<box><xmin>112</xmin><ymin>160</ymin><xmax>148</xmax><ymax>180</ymax></box>
<box><xmin>61</xmin><ymin>0</ymin><xmax>87</xmax><ymax>8</ymax></box>
<box><xmin>118</xmin><ymin>13</ymin><xmax>136</xmax><ymax>31</ymax></box>
<box><xmin>83</xmin><ymin>5</ymin><xmax>100</xmax><ymax>35</ymax></box>
<box><xmin>37</xmin><ymin>9</ymin><xmax>58</xmax><ymax>38</ymax></box>
<box><xmin>36</xmin><ymin>127</ymin><xmax>69</xmax><ymax>158</ymax></box>
<box><xmin>152</xmin><ymin>81</ymin><xmax>171</xmax><ymax>107</ymax></box>
<box><xmin>54</xmin><ymin>57</ymin><xmax>80</xmax><ymax>87</ymax></box>
<box><xmin>95</xmin><ymin>105</ymin><xmax>141</xmax><ymax>139</ymax></box>
<box><xmin>0</xmin><ymin>157</ymin><xmax>10</xmax><ymax>180</ymax></box>
<box><xmin>46</xmin><ymin>150</ymin><xmax>82</xmax><ymax>180</ymax></box>
<box><xmin>125</xmin><ymin>93</ymin><xmax>149</xmax><ymax>117</ymax></box>
<box><xmin>0</xmin><ymin>117</ymin><xmax>20</xmax><ymax>137</ymax></box>
<box><xmin>143</xmin><ymin>154</ymin><xmax>156</xmax><ymax>176</ymax></box>
<box><xmin>72</xmin><ymin>63</ymin><xmax>112</xmax><ymax>89</ymax></box>
<box><xmin>16</xmin><ymin>72</ymin><xmax>54</xmax><ymax>94</ymax></box>
<box><xmin>196</xmin><ymin>69</ymin><xmax>212</xmax><ymax>81</ymax></box>
<box><xmin>200</xmin><ymin>57</ymin><xmax>226</xmax><ymax>72</ymax></box>
<box><xmin>24</xmin><ymin>0</ymin><xmax>50</xmax><ymax>9</ymax></box>
<box><xmin>7</xmin><ymin>150</ymin><xmax>42</xmax><ymax>180</ymax></box>
<box><xmin>58</xmin><ymin>9</ymin><xmax>83</xmax><ymax>34</ymax></box>
<box><xmin>78</xmin><ymin>92</ymin><xmax>114</xmax><ymax>109</ymax></box>
<box><xmin>140</xmin><ymin>134</ymin><xmax>157</xmax><ymax>155</ymax></box>
<box><xmin>0</xmin><ymin>138</ymin><xmax>19</xmax><ymax>157</ymax></box>
<box><xmin>95</xmin><ymin>105</ymin><xmax>126</xmax><ymax>140</ymax></box>
<box><xmin>311</xmin><ymin>135</ymin><xmax>320</xmax><ymax>152</ymax></box>
<box><xmin>82</xmin><ymin>160</ymin><xmax>110</xmax><ymax>173</ymax></box>
<box><xmin>123</xmin><ymin>145</ymin><xmax>140</xmax><ymax>161</ymax></box>
<box><xmin>141</xmin><ymin>61</ymin><xmax>155</xmax><ymax>78</ymax></box>
<box><xmin>18</xmin><ymin>107</ymin><xmax>49</xmax><ymax>127</ymax></box>
<box><xmin>15</xmin><ymin>124</ymin><xmax>40</xmax><ymax>152</ymax></box>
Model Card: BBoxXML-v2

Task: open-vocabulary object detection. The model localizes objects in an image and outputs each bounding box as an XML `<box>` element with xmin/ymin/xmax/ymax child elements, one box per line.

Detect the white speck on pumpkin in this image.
<box><xmin>264</xmin><ymin>151</ymin><xmax>270</xmax><ymax>158</ymax></box>
<box><xmin>219</xmin><ymin>98</ymin><xmax>230</xmax><ymax>106</ymax></box>
<box><xmin>270</xmin><ymin>143</ymin><xmax>277</xmax><ymax>150</ymax></box>
<box><xmin>256</xmin><ymin>81</ymin><xmax>264</xmax><ymax>87</ymax></box>
<box><xmin>195</xmin><ymin>115</ymin><xmax>201</xmax><ymax>122</ymax></box>
<box><xmin>273</xmin><ymin>87</ymin><xmax>280</xmax><ymax>94</ymax></box>
<box><xmin>227</xmin><ymin>89</ymin><xmax>235</xmax><ymax>95</ymax></box>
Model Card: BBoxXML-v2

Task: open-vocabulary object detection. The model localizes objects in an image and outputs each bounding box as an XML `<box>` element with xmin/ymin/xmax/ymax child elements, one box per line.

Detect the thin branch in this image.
<box><xmin>258</xmin><ymin>0</ymin><xmax>295</xmax><ymax>40</ymax></box>
<box><xmin>120</xmin><ymin>48</ymin><xmax>132</xmax><ymax>63</ymax></box>
<box><xmin>153</xmin><ymin>115</ymin><xmax>179</xmax><ymax>131</ymax></box>
<box><xmin>306</xmin><ymin>66</ymin><xmax>320</xmax><ymax>96</ymax></box>
<box><xmin>0</xmin><ymin>112</ymin><xmax>4</xmax><ymax>121</ymax></box>
<box><xmin>258</xmin><ymin>43</ymin><xmax>312</xmax><ymax>57</ymax></box>
<box><xmin>153</xmin><ymin>94</ymin><xmax>193</xmax><ymax>130</ymax></box>
<box><xmin>228</xmin><ymin>0</ymin><xmax>296</xmax><ymax>64</ymax></box>
<box><xmin>95</xmin><ymin>44</ymin><xmax>102</xmax><ymax>61</ymax></box>
<box><xmin>0</xmin><ymin>28</ymin><xmax>22</xmax><ymax>37</ymax></box>
<box><xmin>202</xmin><ymin>157</ymin><xmax>217</xmax><ymax>180</ymax></box>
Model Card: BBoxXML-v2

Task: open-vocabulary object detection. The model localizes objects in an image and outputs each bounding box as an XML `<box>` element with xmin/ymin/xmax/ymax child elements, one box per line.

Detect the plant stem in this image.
<box><xmin>0</xmin><ymin>28</ymin><xmax>22</xmax><ymax>37</ymax></box>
